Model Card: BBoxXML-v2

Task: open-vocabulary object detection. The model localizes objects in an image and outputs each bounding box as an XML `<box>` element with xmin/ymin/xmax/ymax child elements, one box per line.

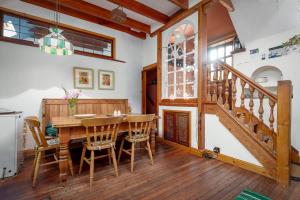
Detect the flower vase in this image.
<box><xmin>68</xmin><ymin>103</ymin><xmax>77</xmax><ymax>116</ymax></box>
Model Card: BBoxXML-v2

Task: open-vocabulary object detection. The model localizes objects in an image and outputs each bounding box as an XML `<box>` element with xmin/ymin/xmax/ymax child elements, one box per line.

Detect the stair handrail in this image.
<box><xmin>206</xmin><ymin>60</ymin><xmax>293</xmax><ymax>186</ymax></box>
<box><xmin>216</xmin><ymin>61</ymin><xmax>277</xmax><ymax>102</ymax></box>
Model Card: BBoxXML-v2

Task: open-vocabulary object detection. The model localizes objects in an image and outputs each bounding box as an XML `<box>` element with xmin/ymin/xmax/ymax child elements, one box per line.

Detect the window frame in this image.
<box><xmin>163</xmin><ymin>32</ymin><xmax>198</xmax><ymax>100</ymax></box>
<box><xmin>0</xmin><ymin>8</ymin><xmax>122</xmax><ymax>63</ymax></box>
<box><xmin>208</xmin><ymin>40</ymin><xmax>234</xmax><ymax>66</ymax></box>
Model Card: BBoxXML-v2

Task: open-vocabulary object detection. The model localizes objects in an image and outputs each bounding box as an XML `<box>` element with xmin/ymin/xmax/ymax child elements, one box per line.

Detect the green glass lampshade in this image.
<box><xmin>38</xmin><ymin>28</ymin><xmax>73</xmax><ymax>56</ymax></box>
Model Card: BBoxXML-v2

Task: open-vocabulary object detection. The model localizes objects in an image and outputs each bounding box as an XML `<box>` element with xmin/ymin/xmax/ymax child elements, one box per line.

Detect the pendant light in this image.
<box><xmin>38</xmin><ymin>0</ymin><xmax>73</xmax><ymax>56</ymax></box>
<box><xmin>111</xmin><ymin>6</ymin><xmax>127</xmax><ymax>24</ymax></box>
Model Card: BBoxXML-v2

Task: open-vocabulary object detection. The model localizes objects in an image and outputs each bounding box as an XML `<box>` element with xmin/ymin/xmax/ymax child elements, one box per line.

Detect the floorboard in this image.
<box><xmin>1</xmin><ymin>143</ymin><xmax>300</xmax><ymax>200</ymax></box>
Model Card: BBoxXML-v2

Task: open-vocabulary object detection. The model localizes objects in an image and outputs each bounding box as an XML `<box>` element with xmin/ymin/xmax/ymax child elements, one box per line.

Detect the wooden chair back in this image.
<box><xmin>25</xmin><ymin>117</ymin><xmax>48</xmax><ymax>148</ymax></box>
<box><xmin>82</xmin><ymin>117</ymin><xmax>123</xmax><ymax>147</ymax></box>
<box><xmin>127</xmin><ymin>114</ymin><xmax>155</xmax><ymax>140</ymax></box>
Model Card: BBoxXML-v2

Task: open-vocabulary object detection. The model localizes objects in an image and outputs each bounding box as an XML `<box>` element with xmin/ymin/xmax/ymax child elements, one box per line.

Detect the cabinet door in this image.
<box><xmin>164</xmin><ymin>112</ymin><xmax>176</xmax><ymax>142</ymax></box>
<box><xmin>176</xmin><ymin>112</ymin><xmax>190</xmax><ymax>147</ymax></box>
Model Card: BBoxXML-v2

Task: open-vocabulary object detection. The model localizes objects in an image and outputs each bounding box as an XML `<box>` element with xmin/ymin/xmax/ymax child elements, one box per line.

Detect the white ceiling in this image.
<box><xmin>85</xmin><ymin>0</ymin><xmax>202</xmax><ymax>33</ymax></box>
<box><xmin>0</xmin><ymin>0</ymin><xmax>201</xmax><ymax>33</ymax></box>
<box><xmin>137</xmin><ymin>0</ymin><xmax>180</xmax><ymax>16</ymax></box>
<box><xmin>230</xmin><ymin>0</ymin><xmax>300</xmax><ymax>44</ymax></box>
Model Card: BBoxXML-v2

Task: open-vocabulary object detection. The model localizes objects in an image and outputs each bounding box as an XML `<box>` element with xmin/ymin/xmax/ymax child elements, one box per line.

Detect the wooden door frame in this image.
<box><xmin>141</xmin><ymin>63</ymin><xmax>157</xmax><ymax>114</ymax></box>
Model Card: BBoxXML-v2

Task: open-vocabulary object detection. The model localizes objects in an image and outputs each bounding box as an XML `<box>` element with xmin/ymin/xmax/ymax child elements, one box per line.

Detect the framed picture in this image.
<box><xmin>73</xmin><ymin>67</ymin><xmax>94</xmax><ymax>89</ymax></box>
<box><xmin>98</xmin><ymin>70</ymin><xmax>115</xmax><ymax>90</ymax></box>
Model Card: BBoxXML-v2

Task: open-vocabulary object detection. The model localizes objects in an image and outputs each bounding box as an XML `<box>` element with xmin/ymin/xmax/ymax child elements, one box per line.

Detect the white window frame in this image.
<box><xmin>163</xmin><ymin>33</ymin><xmax>198</xmax><ymax>99</ymax></box>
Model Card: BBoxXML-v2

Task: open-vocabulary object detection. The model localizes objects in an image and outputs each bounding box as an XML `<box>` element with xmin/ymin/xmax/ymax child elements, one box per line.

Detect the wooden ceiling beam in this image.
<box><xmin>107</xmin><ymin>0</ymin><xmax>169</xmax><ymax>24</ymax></box>
<box><xmin>168</xmin><ymin>0</ymin><xmax>189</xmax><ymax>9</ymax></box>
<box><xmin>21</xmin><ymin>0</ymin><xmax>146</xmax><ymax>39</ymax></box>
<box><xmin>219</xmin><ymin>0</ymin><xmax>235</xmax><ymax>12</ymax></box>
<box><xmin>151</xmin><ymin>0</ymin><xmax>207</xmax><ymax>37</ymax></box>
<box><xmin>57</xmin><ymin>0</ymin><xmax>150</xmax><ymax>33</ymax></box>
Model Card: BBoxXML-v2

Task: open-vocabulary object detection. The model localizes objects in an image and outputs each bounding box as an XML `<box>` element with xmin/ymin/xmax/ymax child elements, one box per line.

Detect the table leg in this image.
<box><xmin>150</xmin><ymin>128</ymin><xmax>156</xmax><ymax>155</ymax></box>
<box><xmin>59</xmin><ymin>127</ymin><xmax>71</xmax><ymax>182</ymax></box>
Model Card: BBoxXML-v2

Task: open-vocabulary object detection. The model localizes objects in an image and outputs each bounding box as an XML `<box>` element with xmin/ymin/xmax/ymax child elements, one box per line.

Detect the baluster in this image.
<box><xmin>258</xmin><ymin>92</ymin><xmax>264</xmax><ymax>122</ymax></box>
<box><xmin>248</xmin><ymin>86</ymin><xmax>255</xmax><ymax>131</ymax></box>
<box><xmin>269</xmin><ymin>99</ymin><xmax>275</xmax><ymax>133</ymax></box>
<box><xmin>217</xmin><ymin>65</ymin><xmax>223</xmax><ymax>105</ymax></box>
<box><xmin>231</xmin><ymin>74</ymin><xmax>237</xmax><ymax>116</ymax></box>
<box><xmin>206</xmin><ymin>66</ymin><xmax>212</xmax><ymax>101</ymax></box>
<box><xmin>212</xmin><ymin>64</ymin><xmax>218</xmax><ymax>102</ymax></box>
<box><xmin>224</xmin><ymin>69</ymin><xmax>229</xmax><ymax>110</ymax></box>
<box><xmin>240</xmin><ymin>80</ymin><xmax>246</xmax><ymax>123</ymax></box>
<box><xmin>257</xmin><ymin>92</ymin><xmax>264</xmax><ymax>140</ymax></box>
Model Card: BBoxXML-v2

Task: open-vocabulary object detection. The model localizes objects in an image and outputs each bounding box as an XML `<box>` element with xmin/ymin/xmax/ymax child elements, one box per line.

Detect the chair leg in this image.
<box><xmin>118</xmin><ymin>138</ymin><xmax>125</xmax><ymax>164</ymax></box>
<box><xmin>90</xmin><ymin>150</ymin><xmax>94</xmax><ymax>187</ymax></box>
<box><xmin>79</xmin><ymin>145</ymin><xmax>87</xmax><ymax>175</ymax></box>
<box><xmin>68</xmin><ymin>150</ymin><xmax>74</xmax><ymax>176</ymax></box>
<box><xmin>31</xmin><ymin>150</ymin><xmax>38</xmax><ymax>179</ymax></box>
<box><xmin>32</xmin><ymin>151</ymin><xmax>41</xmax><ymax>187</ymax></box>
<box><xmin>146</xmin><ymin>140</ymin><xmax>154</xmax><ymax>165</ymax></box>
<box><xmin>131</xmin><ymin>143</ymin><xmax>135</xmax><ymax>172</ymax></box>
<box><xmin>107</xmin><ymin>148</ymin><xmax>112</xmax><ymax>165</ymax></box>
<box><xmin>111</xmin><ymin>147</ymin><xmax>118</xmax><ymax>177</ymax></box>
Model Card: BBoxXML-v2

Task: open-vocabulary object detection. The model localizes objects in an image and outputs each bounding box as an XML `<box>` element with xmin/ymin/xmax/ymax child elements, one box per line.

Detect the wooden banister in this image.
<box><xmin>217</xmin><ymin>61</ymin><xmax>277</xmax><ymax>102</ymax></box>
<box><xmin>205</xmin><ymin>61</ymin><xmax>293</xmax><ymax>186</ymax></box>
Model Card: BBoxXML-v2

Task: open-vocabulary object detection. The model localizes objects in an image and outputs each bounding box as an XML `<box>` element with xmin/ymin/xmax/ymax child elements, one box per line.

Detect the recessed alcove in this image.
<box><xmin>251</xmin><ymin>66</ymin><xmax>283</xmax><ymax>95</ymax></box>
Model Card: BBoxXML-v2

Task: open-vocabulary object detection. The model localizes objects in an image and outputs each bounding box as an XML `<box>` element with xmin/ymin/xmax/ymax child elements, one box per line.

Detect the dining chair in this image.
<box><xmin>79</xmin><ymin>117</ymin><xmax>123</xmax><ymax>187</ymax></box>
<box><xmin>118</xmin><ymin>114</ymin><xmax>155</xmax><ymax>172</ymax></box>
<box><xmin>25</xmin><ymin>116</ymin><xmax>74</xmax><ymax>187</ymax></box>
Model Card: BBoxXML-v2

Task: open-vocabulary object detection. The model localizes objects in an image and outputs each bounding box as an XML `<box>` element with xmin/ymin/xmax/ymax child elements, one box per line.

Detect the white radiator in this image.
<box><xmin>0</xmin><ymin>112</ymin><xmax>24</xmax><ymax>178</ymax></box>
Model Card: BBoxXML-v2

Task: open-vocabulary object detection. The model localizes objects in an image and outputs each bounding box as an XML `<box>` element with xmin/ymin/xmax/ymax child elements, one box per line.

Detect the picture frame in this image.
<box><xmin>98</xmin><ymin>70</ymin><xmax>115</xmax><ymax>90</ymax></box>
<box><xmin>268</xmin><ymin>45</ymin><xmax>284</xmax><ymax>58</ymax></box>
<box><xmin>73</xmin><ymin>67</ymin><xmax>94</xmax><ymax>89</ymax></box>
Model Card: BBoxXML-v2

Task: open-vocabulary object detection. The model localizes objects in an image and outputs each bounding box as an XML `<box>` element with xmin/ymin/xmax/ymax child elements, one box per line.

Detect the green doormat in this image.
<box><xmin>235</xmin><ymin>189</ymin><xmax>271</xmax><ymax>200</ymax></box>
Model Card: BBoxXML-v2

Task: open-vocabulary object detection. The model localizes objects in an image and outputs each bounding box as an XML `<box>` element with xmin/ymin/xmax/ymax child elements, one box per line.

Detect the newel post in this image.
<box><xmin>276</xmin><ymin>80</ymin><xmax>292</xmax><ymax>186</ymax></box>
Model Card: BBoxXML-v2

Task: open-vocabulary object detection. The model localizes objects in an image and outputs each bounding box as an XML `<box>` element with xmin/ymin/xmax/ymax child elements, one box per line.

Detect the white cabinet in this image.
<box><xmin>0</xmin><ymin>113</ymin><xmax>23</xmax><ymax>178</ymax></box>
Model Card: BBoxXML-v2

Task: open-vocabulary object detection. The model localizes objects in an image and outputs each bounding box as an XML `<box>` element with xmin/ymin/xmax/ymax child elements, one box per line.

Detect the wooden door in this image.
<box><xmin>163</xmin><ymin>111</ymin><xmax>176</xmax><ymax>142</ymax></box>
<box><xmin>163</xmin><ymin>110</ymin><xmax>190</xmax><ymax>147</ymax></box>
<box><xmin>176</xmin><ymin>112</ymin><xmax>190</xmax><ymax>146</ymax></box>
<box><xmin>142</xmin><ymin>64</ymin><xmax>157</xmax><ymax>114</ymax></box>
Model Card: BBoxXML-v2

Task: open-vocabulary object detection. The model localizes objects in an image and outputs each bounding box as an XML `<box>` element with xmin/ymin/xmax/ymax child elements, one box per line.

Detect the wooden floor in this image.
<box><xmin>1</xmin><ymin>143</ymin><xmax>300</xmax><ymax>200</ymax></box>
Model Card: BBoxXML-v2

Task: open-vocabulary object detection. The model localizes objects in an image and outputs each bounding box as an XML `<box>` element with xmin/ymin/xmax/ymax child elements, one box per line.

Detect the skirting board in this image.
<box><xmin>159</xmin><ymin>137</ymin><xmax>274</xmax><ymax>180</ymax></box>
<box><xmin>204</xmin><ymin>150</ymin><xmax>275</xmax><ymax>180</ymax></box>
<box><xmin>158</xmin><ymin>137</ymin><xmax>203</xmax><ymax>157</ymax></box>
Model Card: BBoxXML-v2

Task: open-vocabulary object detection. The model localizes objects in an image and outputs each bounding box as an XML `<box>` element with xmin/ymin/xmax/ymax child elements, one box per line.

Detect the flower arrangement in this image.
<box><xmin>283</xmin><ymin>34</ymin><xmax>300</xmax><ymax>48</ymax></box>
<box><xmin>282</xmin><ymin>34</ymin><xmax>300</xmax><ymax>54</ymax></box>
<box><xmin>62</xmin><ymin>87</ymin><xmax>81</xmax><ymax>116</ymax></box>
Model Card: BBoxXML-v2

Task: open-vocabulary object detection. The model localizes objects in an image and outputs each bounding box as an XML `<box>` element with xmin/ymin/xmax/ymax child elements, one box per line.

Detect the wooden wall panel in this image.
<box><xmin>177</xmin><ymin>112</ymin><xmax>190</xmax><ymax>146</ymax></box>
<box><xmin>42</xmin><ymin>99</ymin><xmax>129</xmax><ymax>132</ymax></box>
<box><xmin>163</xmin><ymin>110</ymin><xmax>191</xmax><ymax>147</ymax></box>
<box><xmin>164</xmin><ymin>112</ymin><xmax>176</xmax><ymax>142</ymax></box>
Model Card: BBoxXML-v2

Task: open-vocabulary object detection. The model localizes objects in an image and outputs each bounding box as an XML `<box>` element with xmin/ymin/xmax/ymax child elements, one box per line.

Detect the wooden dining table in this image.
<box><xmin>52</xmin><ymin>114</ymin><xmax>158</xmax><ymax>182</ymax></box>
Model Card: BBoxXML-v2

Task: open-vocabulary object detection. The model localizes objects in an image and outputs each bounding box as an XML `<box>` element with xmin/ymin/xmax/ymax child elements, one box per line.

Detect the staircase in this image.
<box><xmin>204</xmin><ymin>61</ymin><xmax>299</xmax><ymax>186</ymax></box>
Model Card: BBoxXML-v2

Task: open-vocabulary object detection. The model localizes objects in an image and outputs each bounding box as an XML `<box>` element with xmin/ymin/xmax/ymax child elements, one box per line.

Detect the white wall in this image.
<box><xmin>0</xmin><ymin>2</ymin><xmax>144</xmax><ymax>149</ymax></box>
<box><xmin>205</xmin><ymin>114</ymin><xmax>262</xmax><ymax>166</ymax></box>
<box><xmin>142</xmin><ymin>35</ymin><xmax>157</xmax><ymax>67</ymax></box>
<box><xmin>159</xmin><ymin>106</ymin><xmax>198</xmax><ymax>149</ymax></box>
<box><xmin>230</xmin><ymin>0</ymin><xmax>300</xmax><ymax>45</ymax></box>
<box><xmin>233</xmin><ymin>27</ymin><xmax>300</xmax><ymax>151</ymax></box>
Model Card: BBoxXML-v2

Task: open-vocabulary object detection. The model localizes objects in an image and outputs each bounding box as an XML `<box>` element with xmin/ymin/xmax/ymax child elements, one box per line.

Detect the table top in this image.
<box><xmin>51</xmin><ymin>114</ymin><xmax>158</xmax><ymax>128</ymax></box>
